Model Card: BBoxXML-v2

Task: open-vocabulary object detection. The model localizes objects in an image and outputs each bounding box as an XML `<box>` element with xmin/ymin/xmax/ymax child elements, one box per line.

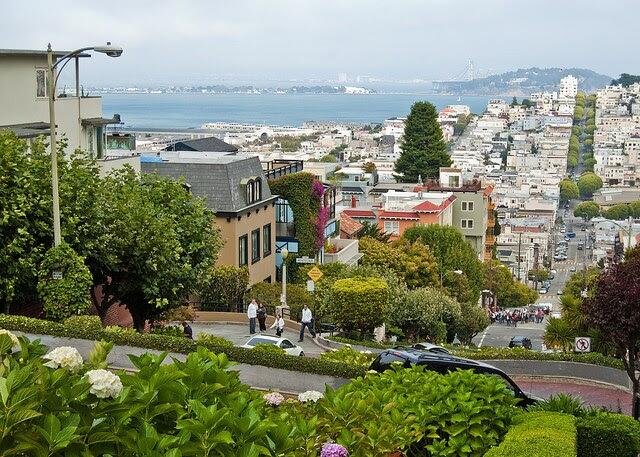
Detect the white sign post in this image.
<box><xmin>52</xmin><ymin>271</ymin><xmax>63</xmax><ymax>280</ymax></box>
<box><xmin>574</xmin><ymin>337</ymin><xmax>591</xmax><ymax>353</ymax></box>
<box><xmin>306</xmin><ymin>279</ymin><xmax>315</xmax><ymax>292</ymax></box>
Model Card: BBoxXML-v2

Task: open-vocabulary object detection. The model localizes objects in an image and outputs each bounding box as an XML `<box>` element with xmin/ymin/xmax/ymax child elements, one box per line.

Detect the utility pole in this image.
<box><xmin>517</xmin><ymin>232</ymin><xmax>522</xmax><ymax>282</ymax></box>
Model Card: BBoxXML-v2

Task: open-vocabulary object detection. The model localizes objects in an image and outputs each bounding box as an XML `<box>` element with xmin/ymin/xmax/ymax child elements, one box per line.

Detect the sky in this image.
<box><xmin>2</xmin><ymin>0</ymin><xmax>637</xmax><ymax>86</ymax></box>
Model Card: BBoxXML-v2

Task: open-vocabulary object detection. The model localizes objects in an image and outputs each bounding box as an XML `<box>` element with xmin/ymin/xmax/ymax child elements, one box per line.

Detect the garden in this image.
<box><xmin>0</xmin><ymin>331</ymin><xmax>638</xmax><ymax>456</ymax></box>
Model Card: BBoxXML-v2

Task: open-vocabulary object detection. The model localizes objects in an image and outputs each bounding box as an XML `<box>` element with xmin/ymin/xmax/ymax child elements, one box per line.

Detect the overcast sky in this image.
<box><xmin>2</xmin><ymin>0</ymin><xmax>636</xmax><ymax>86</ymax></box>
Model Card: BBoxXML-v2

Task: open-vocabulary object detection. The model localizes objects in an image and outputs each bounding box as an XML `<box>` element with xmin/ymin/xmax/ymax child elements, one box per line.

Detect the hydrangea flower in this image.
<box><xmin>43</xmin><ymin>346</ymin><xmax>83</xmax><ymax>372</ymax></box>
<box><xmin>0</xmin><ymin>329</ymin><xmax>20</xmax><ymax>349</ymax></box>
<box><xmin>321</xmin><ymin>442</ymin><xmax>349</xmax><ymax>457</ymax></box>
<box><xmin>263</xmin><ymin>391</ymin><xmax>285</xmax><ymax>406</ymax></box>
<box><xmin>298</xmin><ymin>390</ymin><xmax>324</xmax><ymax>403</ymax></box>
<box><xmin>85</xmin><ymin>369</ymin><xmax>123</xmax><ymax>399</ymax></box>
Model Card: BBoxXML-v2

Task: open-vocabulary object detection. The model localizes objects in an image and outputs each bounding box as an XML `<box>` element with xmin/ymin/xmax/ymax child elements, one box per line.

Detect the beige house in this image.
<box><xmin>0</xmin><ymin>48</ymin><xmax>120</xmax><ymax>157</ymax></box>
<box><xmin>142</xmin><ymin>151</ymin><xmax>277</xmax><ymax>285</ymax></box>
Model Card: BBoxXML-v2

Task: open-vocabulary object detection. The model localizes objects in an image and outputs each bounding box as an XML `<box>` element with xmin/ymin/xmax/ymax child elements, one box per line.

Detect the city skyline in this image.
<box><xmin>2</xmin><ymin>0</ymin><xmax>637</xmax><ymax>86</ymax></box>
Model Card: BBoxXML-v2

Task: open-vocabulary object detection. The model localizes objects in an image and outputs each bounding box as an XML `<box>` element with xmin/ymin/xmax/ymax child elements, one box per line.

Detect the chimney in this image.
<box><xmin>351</xmin><ymin>195</ymin><xmax>357</xmax><ymax>208</ymax></box>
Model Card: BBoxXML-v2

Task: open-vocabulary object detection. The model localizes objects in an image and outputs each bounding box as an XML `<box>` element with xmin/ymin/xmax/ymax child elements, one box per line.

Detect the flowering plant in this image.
<box><xmin>315</xmin><ymin>206</ymin><xmax>330</xmax><ymax>250</ymax></box>
<box><xmin>85</xmin><ymin>369</ymin><xmax>123</xmax><ymax>399</ymax></box>
<box><xmin>298</xmin><ymin>390</ymin><xmax>324</xmax><ymax>403</ymax></box>
<box><xmin>0</xmin><ymin>329</ymin><xmax>20</xmax><ymax>349</ymax></box>
<box><xmin>321</xmin><ymin>442</ymin><xmax>349</xmax><ymax>457</ymax></box>
<box><xmin>43</xmin><ymin>346</ymin><xmax>83</xmax><ymax>372</ymax></box>
<box><xmin>311</xmin><ymin>180</ymin><xmax>325</xmax><ymax>201</ymax></box>
<box><xmin>263</xmin><ymin>391</ymin><xmax>285</xmax><ymax>406</ymax></box>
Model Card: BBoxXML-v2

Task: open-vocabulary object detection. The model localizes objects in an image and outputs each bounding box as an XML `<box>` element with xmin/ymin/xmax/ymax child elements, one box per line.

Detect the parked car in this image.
<box><xmin>509</xmin><ymin>336</ymin><xmax>533</xmax><ymax>350</ymax></box>
<box><xmin>560</xmin><ymin>227</ymin><xmax>566</xmax><ymax>233</ymax></box>
<box><xmin>410</xmin><ymin>342</ymin><xmax>450</xmax><ymax>354</ymax></box>
<box><xmin>566</xmin><ymin>232</ymin><xmax>576</xmax><ymax>238</ymax></box>
<box><xmin>241</xmin><ymin>336</ymin><xmax>305</xmax><ymax>356</ymax></box>
<box><xmin>570</xmin><ymin>266</ymin><xmax>577</xmax><ymax>272</ymax></box>
<box><xmin>540</xmin><ymin>288</ymin><xmax>548</xmax><ymax>294</ymax></box>
<box><xmin>557</xmin><ymin>290</ymin><xmax>563</xmax><ymax>295</ymax></box>
<box><xmin>369</xmin><ymin>348</ymin><xmax>539</xmax><ymax>406</ymax></box>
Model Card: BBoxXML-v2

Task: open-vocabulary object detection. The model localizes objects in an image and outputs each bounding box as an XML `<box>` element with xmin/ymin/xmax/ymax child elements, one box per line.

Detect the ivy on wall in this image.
<box><xmin>269</xmin><ymin>172</ymin><xmax>322</xmax><ymax>257</ymax></box>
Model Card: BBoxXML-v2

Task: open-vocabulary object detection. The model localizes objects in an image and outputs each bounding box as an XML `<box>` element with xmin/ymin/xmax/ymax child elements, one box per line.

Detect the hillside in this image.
<box><xmin>433</xmin><ymin>67</ymin><xmax>612</xmax><ymax>95</ymax></box>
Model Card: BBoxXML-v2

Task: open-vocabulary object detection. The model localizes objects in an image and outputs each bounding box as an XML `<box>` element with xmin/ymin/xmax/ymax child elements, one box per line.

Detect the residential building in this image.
<box><xmin>141</xmin><ymin>151</ymin><xmax>277</xmax><ymax>285</ymax></box>
<box><xmin>559</xmin><ymin>75</ymin><xmax>578</xmax><ymax>98</ymax></box>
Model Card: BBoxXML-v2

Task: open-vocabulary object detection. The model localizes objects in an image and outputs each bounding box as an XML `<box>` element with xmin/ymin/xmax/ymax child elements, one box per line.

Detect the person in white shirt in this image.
<box><xmin>270</xmin><ymin>312</ymin><xmax>285</xmax><ymax>337</ymax></box>
<box><xmin>298</xmin><ymin>304</ymin><xmax>316</xmax><ymax>342</ymax></box>
<box><xmin>247</xmin><ymin>299</ymin><xmax>258</xmax><ymax>334</ymax></box>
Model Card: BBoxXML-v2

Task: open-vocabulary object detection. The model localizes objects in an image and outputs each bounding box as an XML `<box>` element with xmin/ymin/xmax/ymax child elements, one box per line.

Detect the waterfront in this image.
<box><xmin>102</xmin><ymin>93</ymin><xmax>492</xmax><ymax>129</ymax></box>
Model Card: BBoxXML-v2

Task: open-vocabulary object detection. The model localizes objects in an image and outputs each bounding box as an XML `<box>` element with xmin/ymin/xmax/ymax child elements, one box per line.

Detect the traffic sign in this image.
<box><xmin>296</xmin><ymin>256</ymin><xmax>315</xmax><ymax>264</ymax></box>
<box><xmin>574</xmin><ymin>337</ymin><xmax>591</xmax><ymax>353</ymax></box>
<box><xmin>307</xmin><ymin>266</ymin><xmax>323</xmax><ymax>282</ymax></box>
<box><xmin>306</xmin><ymin>279</ymin><xmax>315</xmax><ymax>292</ymax></box>
<box><xmin>52</xmin><ymin>271</ymin><xmax>63</xmax><ymax>280</ymax></box>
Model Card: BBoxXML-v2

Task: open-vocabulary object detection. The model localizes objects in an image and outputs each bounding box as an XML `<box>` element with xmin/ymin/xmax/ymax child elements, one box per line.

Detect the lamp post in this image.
<box><xmin>47</xmin><ymin>42</ymin><xmax>123</xmax><ymax>246</ymax></box>
<box><xmin>280</xmin><ymin>248</ymin><xmax>289</xmax><ymax>317</ymax></box>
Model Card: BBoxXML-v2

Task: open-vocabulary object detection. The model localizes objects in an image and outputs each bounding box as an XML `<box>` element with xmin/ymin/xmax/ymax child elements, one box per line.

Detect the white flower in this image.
<box><xmin>85</xmin><ymin>369</ymin><xmax>123</xmax><ymax>399</ymax></box>
<box><xmin>367</xmin><ymin>369</ymin><xmax>378</xmax><ymax>374</ymax></box>
<box><xmin>43</xmin><ymin>346</ymin><xmax>83</xmax><ymax>372</ymax></box>
<box><xmin>298</xmin><ymin>390</ymin><xmax>324</xmax><ymax>403</ymax></box>
<box><xmin>360</xmin><ymin>350</ymin><xmax>372</xmax><ymax>355</ymax></box>
<box><xmin>0</xmin><ymin>330</ymin><xmax>20</xmax><ymax>349</ymax></box>
<box><xmin>263</xmin><ymin>391</ymin><xmax>285</xmax><ymax>406</ymax></box>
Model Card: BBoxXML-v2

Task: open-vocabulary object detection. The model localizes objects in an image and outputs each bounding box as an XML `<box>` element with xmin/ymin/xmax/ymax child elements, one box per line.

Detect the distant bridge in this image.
<box><xmin>432</xmin><ymin>59</ymin><xmax>477</xmax><ymax>91</ymax></box>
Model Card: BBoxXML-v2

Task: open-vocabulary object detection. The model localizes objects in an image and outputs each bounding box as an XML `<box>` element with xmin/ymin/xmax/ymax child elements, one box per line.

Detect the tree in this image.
<box><xmin>603</xmin><ymin>203</ymin><xmax>632</xmax><ymax>221</ymax></box>
<box><xmin>559</xmin><ymin>179</ymin><xmax>579</xmax><ymax>203</ymax></box>
<box><xmin>574</xmin><ymin>201</ymin><xmax>600</xmax><ymax>221</ymax></box>
<box><xmin>583</xmin><ymin>249</ymin><xmax>640</xmax><ymax>418</ymax></box>
<box><xmin>485</xmin><ymin>261</ymin><xmax>538</xmax><ymax>308</ymax></box>
<box><xmin>357</xmin><ymin>221</ymin><xmax>390</xmax><ymax>242</ymax></box>
<box><xmin>527</xmin><ymin>268</ymin><xmax>549</xmax><ymax>284</ymax></box>
<box><xmin>320</xmin><ymin>154</ymin><xmax>337</xmax><ymax>163</ymax></box>
<box><xmin>577</xmin><ymin>172</ymin><xmax>603</xmax><ymax>198</ymax></box>
<box><xmin>37</xmin><ymin>242</ymin><xmax>92</xmax><ymax>321</ymax></box>
<box><xmin>510</xmin><ymin>97</ymin><xmax>518</xmax><ymax>106</ymax></box>
<box><xmin>331</xmin><ymin>277</ymin><xmax>389</xmax><ymax>337</ymax></box>
<box><xmin>402</xmin><ymin>225</ymin><xmax>484</xmax><ymax>300</ymax></box>
<box><xmin>200</xmin><ymin>265</ymin><xmax>249</xmax><ymax>312</ymax></box>
<box><xmin>583</xmin><ymin>157</ymin><xmax>597</xmax><ymax>171</ymax></box>
<box><xmin>394</xmin><ymin>101</ymin><xmax>450</xmax><ymax>182</ymax></box>
<box><xmin>361</xmin><ymin>161</ymin><xmax>376</xmax><ymax>173</ymax></box>
<box><xmin>611</xmin><ymin>73</ymin><xmax>640</xmax><ymax>87</ymax></box>
<box><xmin>455</xmin><ymin>302</ymin><xmax>490</xmax><ymax>346</ymax></box>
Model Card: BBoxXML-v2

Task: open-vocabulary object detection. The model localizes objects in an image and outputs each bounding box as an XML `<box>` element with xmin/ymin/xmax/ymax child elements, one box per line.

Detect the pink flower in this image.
<box><xmin>263</xmin><ymin>391</ymin><xmax>285</xmax><ymax>406</ymax></box>
<box><xmin>315</xmin><ymin>206</ymin><xmax>330</xmax><ymax>250</ymax></box>
<box><xmin>321</xmin><ymin>443</ymin><xmax>349</xmax><ymax>457</ymax></box>
<box><xmin>312</xmin><ymin>180</ymin><xmax>325</xmax><ymax>200</ymax></box>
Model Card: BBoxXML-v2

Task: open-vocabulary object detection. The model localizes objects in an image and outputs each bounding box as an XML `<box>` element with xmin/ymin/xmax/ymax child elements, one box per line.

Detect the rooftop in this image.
<box><xmin>0</xmin><ymin>49</ymin><xmax>90</xmax><ymax>58</ymax></box>
<box><xmin>163</xmin><ymin>136</ymin><xmax>238</xmax><ymax>153</ymax></box>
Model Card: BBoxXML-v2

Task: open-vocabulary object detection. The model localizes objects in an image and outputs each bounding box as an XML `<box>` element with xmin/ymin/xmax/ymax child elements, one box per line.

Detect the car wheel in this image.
<box><xmin>299</xmin><ymin>352</ymin><xmax>305</xmax><ymax>357</ymax></box>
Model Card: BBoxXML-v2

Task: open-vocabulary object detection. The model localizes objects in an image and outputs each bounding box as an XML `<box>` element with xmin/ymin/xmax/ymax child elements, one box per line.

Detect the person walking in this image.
<box><xmin>181</xmin><ymin>321</ymin><xmax>193</xmax><ymax>339</ymax></box>
<box><xmin>247</xmin><ymin>299</ymin><xmax>258</xmax><ymax>334</ymax></box>
<box><xmin>257</xmin><ymin>302</ymin><xmax>267</xmax><ymax>332</ymax></box>
<box><xmin>270</xmin><ymin>312</ymin><xmax>285</xmax><ymax>337</ymax></box>
<box><xmin>298</xmin><ymin>304</ymin><xmax>316</xmax><ymax>342</ymax></box>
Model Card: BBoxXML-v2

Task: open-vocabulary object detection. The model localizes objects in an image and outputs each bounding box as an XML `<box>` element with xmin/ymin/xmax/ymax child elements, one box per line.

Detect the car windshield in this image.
<box><xmin>246</xmin><ymin>337</ymin><xmax>277</xmax><ymax>347</ymax></box>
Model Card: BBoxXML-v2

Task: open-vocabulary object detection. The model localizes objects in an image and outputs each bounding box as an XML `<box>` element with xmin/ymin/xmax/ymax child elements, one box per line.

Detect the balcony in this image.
<box><xmin>323</xmin><ymin>238</ymin><xmax>363</xmax><ymax>266</ymax></box>
<box><xmin>262</xmin><ymin>159</ymin><xmax>304</xmax><ymax>180</ymax></box>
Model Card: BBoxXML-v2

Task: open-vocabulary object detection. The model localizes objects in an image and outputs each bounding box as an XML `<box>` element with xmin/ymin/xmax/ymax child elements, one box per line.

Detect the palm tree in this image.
<box><xmin>357</xmin><ymin>221</ymin><xmax>391</xmax><ymax>242</ymax></box>
<box><xmin>543</xmin><ymin>317</ymin><xmax>576</xmax><ymax>351</ymax></box>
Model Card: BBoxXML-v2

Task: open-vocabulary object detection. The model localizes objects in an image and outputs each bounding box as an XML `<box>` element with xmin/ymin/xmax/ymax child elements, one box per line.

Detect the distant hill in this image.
<box><xmin>433</xmin><ymin>67</ymin><xmax>612</xmax><ymax>95</ymax></box>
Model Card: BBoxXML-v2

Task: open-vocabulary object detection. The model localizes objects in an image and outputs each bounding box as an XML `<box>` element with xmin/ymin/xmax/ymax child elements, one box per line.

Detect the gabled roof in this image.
<box><xmin>164</xmin><ymin>136</ymin><xmax>238</xmax><ymax>153</ymax></box>
<box><xmin>342</xmin><ymin>209</ymin><xmax>376</xmax><ymax>219</ymax></box>
<box><xmin>412</xmin><ymin>194</ymin><xmax>456</xmax><ymax>213</ymax></box>
<box><xmin>340</xmin><ymin>213</ymin><xmax>364</xmax><ymax>237</ymax></box>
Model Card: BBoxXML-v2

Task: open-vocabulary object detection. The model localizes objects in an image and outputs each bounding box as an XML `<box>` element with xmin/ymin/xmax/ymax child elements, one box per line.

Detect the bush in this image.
<box><xmin>252</xmin><ymin>343</ymin><xmax>286</xmax><ymax>355</ymax></box>
<box><xmin>528</xmin><ymin>393</ymin><xmax>592</xmax><ymax>417</ymax></box>
<box><xmin>63</xmin><ymin>315</ymin><xmax>103</xmax><ymax>333</ymax></box>
<box><xmin>104</xmin><ymin>325</ymin><xmax>136</xmax><ymax>336</ymax></box>
<box><xmin>326</xmin><ymin>335</ymin><xmax>391</xmax><ymax>349</ymax></box>
<box><xmin>331</xmin><ymin>277</ymin><xmax>389</xmax><ymax>337</ymax></box>
<box><xmin>319</xmin><ymin>346</ymin><xmax>375</xmax><ymax>367</ymax></box>
<box><xmin>200</xmin><ymin>265</ymin><xmax>249</xmax><ymax>311</ymax></box>
<box><xmin>37</xmin><ymin>242</ymin><xmax>92</xmax><ymax>320</ymax></box>
<box><xmin>245</xmin><ymin>281</ymin><xmax>312</xmax><ymax>319</ymax></box>
<box><xmin>577</xmin><ymin>412</ymin><xmax>640</xmax><ymax>457</ymax></box>
<box><xmin>484</xmin><ymin>412</ymin><xmax>576</xmax><ymax>457</ymax></box>
<box><xmin>195</xmin><ymin>332</ymin><xmax>234</xmax><ymax>348</ymax></box>
<box><xmin>150</xmin><ymin>324</ymin><xmax>185</xmax><ymax>338</ymax></box>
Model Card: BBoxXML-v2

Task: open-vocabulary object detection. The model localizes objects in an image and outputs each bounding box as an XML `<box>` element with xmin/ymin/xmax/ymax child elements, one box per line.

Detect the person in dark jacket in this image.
<box><xmin>257</xmin><ymin>302</ymin><xmax>267</xmax><ymax>332</ymax></box>
<box><xmin>182</xmin><ymin>321</ymin><xmax>193</xmax><ymax>339</ymax></box>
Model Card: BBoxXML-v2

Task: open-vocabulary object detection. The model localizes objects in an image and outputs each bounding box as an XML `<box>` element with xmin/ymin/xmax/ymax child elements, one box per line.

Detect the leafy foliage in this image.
<box><xmin>394</xmin><ymin>101</ymin><xmax>450</xmax><ymax>181</ymax></box>
<box><xmin>331</xmin><ymin>277</ymin><xmax>389</xmax><ymax>336</ymax></box>
<box><xmin>528</xmin><ymin>393</ymin><xmax>592</xmax><ymax>417</ymax></box>
<box><xmin>577</xmin><ymin>172</ymin><xmax>603</xmax><ymax>198</ymax></box>
<box><xmin>485</xmin><ymin>261</ymin><xmax>538</xmax><ymax>308</ymax></box>
<box><xmin>199</xmin><ymin>265</ymin><xmax>249</xmax><ymax>312</ymax></box>
<box><xmin>455</xmin><ymin>302</ymin><xmax>490</xmax><ymax>346</ymax></box>
<box><xmin>319</xmin><ymin>346</ymin><xmax>374</xmax><ymax>367</ymax></box>
<box><xmin>574</xmin><ymin>201</ymin><xmax>601</xmax><ymax>220</ymax></box>
<box><xmin>245</xmin><ymin>281</ymin><xmax>312</xmax><ymax>319</ymax></box>
<box><xmin>611</xmin><ymin>73</ymin><xmax>640</xmax><ymax>87</ymax></box>
<box><xmin>577</xmin><ymin>412</ymin><xmax>640</xmax><ymax>457</ymax></box>
<box><xmin>37</xmin><ymin>242</ymin><xmax>92</xmax><ymax>320</ymax></box>
<box><xmin>356</xmin><ymin>221</ymin><xmax>390</xmax><ymax>242</ymax></box>
<box><xmin>559</xmin><ymin>178</ymin><xmax>579</xmax><ymax>203</ymax></box>
<box><xmin>543</xmin><ymin>317</ymin><xmax>577</xmax><ymax>351</ymax></box>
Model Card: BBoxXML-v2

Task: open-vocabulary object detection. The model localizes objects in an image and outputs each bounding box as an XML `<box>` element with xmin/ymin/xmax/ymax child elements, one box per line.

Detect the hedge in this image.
<box><xmin>577</xmin><ymin>413</ymin><xmax>640</xmax><ymax>457</ymax></box>
<box><xmin>484</xmin><ymin>412</ymin><xmax>576</xmax><ymax>457</ymax></box>
<box><xmin>0</xmin><ymin>314</ymin><xmax>365</xmax><ymax>379</ymax></box>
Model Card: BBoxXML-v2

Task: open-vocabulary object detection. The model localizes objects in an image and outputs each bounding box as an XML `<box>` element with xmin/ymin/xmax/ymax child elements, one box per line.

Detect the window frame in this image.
<box><xmin>461</xmin><ymin>219</ymin><xmax>474</xmax><ymax>229</ymax></box>
<box><xmin>238</xmin><ymin>235</ymin><xmax>248</xmax><ymax>266</ymax></box>
<box><xmin>383</xmin><ymin>220</ymin><xmax>400</xmax><ymax>235</ymax></box>
<box><xmin>251</xmin><ymin>229</ymin><xmax>261</xmax><ymax>264</ymax></box>
<box><xmin>263</xmin><ymin>224</ymin><xmax>272</xmax><ymax>257</ymax></box>
<box><xmin>462</xmin><ymin>201</ymin><xmax>474</xmax><ymax>211</ymax></box>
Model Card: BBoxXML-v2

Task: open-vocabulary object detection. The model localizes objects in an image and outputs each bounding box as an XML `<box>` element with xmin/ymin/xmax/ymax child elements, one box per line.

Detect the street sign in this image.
<box><xmin>307</xmin><ymin>266</ymin><xmax>323</xmax><ymax>282</ymax></box>
<box><xmin>296</xmin><ymin>256</ymin><xmax>315</xmax><ymax>264</ymax></box>
<box><xmin>306</xmin><ymin>279</ymin><xmax>315</xmax><ymax>292</ymax></box>
<box><xmin>574</xmin><ymin>337</ymin><xmax>591</xmax><ymax>353</ymax></box>
<box><xmin>52</xmin><ymin>271</ymin><xmax>63</xmax><ymax>280</ymax></box>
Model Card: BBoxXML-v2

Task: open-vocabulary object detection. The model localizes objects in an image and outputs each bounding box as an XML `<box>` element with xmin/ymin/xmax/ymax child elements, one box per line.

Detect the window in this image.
<box><xmin>383</xmin><ymin>220</ymin><xmax>400</xmax><ymax>235</ymax></box>
<box><xmin>245</xmin><ymin>181</ymin><xmax>253</xmax><ymax>205</ymax></box>
<box><xmin>239</xmin><ymin>235</ymin><xmax>248</xmax><ymax>266</ymax></box>
<box><xmin>263</xmin><ymin>224</ymin><xmax>272</xmax><ymax>256</ymax></box>
<box><xmin>36</xmin><ymin>68</ymin><xmax>47</xmax><ymax>98</ymax></box>
<box><xmin>462</xmin><ymin>201</ymin><xmax>474</xmax><ymax>211</ymax></box>
<box><xmin>461</xmin><ymin>219</ymin><xmax>474</xmax><ymax>229</ymax></box>
<box><xmin>251</xmin><ymin>229</ymin><xmax>260</xmax><ymax>263</ymax></box>
<box><xmin>245</xmin><ymin>178</ymin><xmax>263</xmax><ymax>205</ymax></box>
<box><xmin>253</xmin><ymin>178</ymin><xmax>262</xmax><ymax>202</ymax></box>
<box><xmin>448</xmin><ymin>176</ymin><xmax>460</xmax><ymax>187</ymax></box>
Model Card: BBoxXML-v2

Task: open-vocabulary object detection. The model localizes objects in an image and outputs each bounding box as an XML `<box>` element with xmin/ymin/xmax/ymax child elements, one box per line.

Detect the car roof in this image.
<box><xmin>380</xmin><ymin>348</ymin><xmax>496</xmax><ymax>370</ymax></box>
<box><xmin>511</xmin><ymin>336</ymin><xmax>529</xmax><ymax>341</ymax></box>
<box><xmin>246</xmin><ymin>335</ymin><xmax>282</xmax><ymax>343</ymax></box>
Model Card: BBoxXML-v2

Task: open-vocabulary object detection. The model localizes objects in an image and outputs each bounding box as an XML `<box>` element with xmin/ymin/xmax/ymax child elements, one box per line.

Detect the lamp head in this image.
<box><xmin>281</xmin><ymin>248</ymin><xmax>289</xmax><ymax>259</ymax></box>
<box><xmin>94</xmin><ymin>42</ymin><xmax>123</xmax><ymax>58</ymax></box>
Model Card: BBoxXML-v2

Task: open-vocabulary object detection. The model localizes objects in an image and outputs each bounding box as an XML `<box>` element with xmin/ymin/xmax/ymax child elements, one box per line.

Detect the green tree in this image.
<box><xmin>583</xmin><ymin>157</ymin><xmax>597</xmax><ymax>172</ymax></box>
<box><xmin>402</xmin><ymin>225</ymin><xmax>484</xmax><ymax>300</ymax></box>
<box><xmin>559</xmin><ymin>179</ymin><xmax>579</xmax><ymax>203</ymax></box>
<box><xmin>357</xmin><ymin>221</ymin><xmax>390</xmax><ymax>242</ymax></box>
<box><xmin>574</xmin><ymin>201</ymin><xmax>601</xmax><ymax>220</ymax></box>
<box><xmin>456</xmin><ymin>302</ymin><xmax>490</xmax><ymax>346</ymax></box>
<box><xmin>200</xmin><ymin>265</ymin><xmax>249</xmax><ymax>312</ymax></box>
<box><xmin>577</xmin><ymin>172</ymin><xmax>603</xmax><ymax>198</ymax></box>
<box><xmin>485</xmin><ymin>261</ymin><xmax>538</xmax><ymax>308</ymax></box>
<box><xmin>611</xmin><ymin>73</ymin><xmax>640</xmax><ymax>87</ymax></box>
<box><xmin>394</xmin><ymin>101</ymin><xmax>450</xmax><ymax>182</ymax></box>
<box><xmin>37</xmin><ymin>242</ymin><xmax>92</xmax><ymax>321</ymax></box>
<box><xmin>320</xmin><ymin>154</ymin><xmax>337</xmax><ymax>163</ymax></box>
<box><xmin>361</xmin><ymin>161</ymin><xmax>376</xmax><ymax>173</ymax></box>
<box><xmin>331</xmin><ymin>277</ymin><xmax>389</xmax><ymax>337</ymax></box>
<box><xmin>603</xmin><ymin>203</ymin><xmax>632</xmax><ymax>220</ymax></box>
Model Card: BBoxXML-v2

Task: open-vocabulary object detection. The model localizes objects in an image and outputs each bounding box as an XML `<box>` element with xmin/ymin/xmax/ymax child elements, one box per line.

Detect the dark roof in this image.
<box><xmin>163</xmin><ymin>136</ymin><xmax>238</xmax><ymax>153</ymax></box>
<box><xmin>0</xmin><ymin>49</ymin><xmax>90</xmax><ymax>58</ymax></box>
<box><xmin>141</xmin><ymin>154</ymin><xmax>273</xmax><ymax>213</ymax></box>
<box><xmin>341</xmin><ymin>186</ymin><xmax>365</xmax><ymax>194</ymax></box>
<box><xmin>0</xmin><ymin>122</ymin><xmax>50</xmax><ymax>139</ymax></box>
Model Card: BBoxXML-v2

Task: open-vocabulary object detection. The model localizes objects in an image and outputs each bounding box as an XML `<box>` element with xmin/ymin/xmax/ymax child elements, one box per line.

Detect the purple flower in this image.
<box><xmin>315</xmin><ymin>206</ymin><xmax>330</xmax><ymax>250</ymax></box>
<box><xmin>312</xmin><ymin>180</ymin><xmax>325</xmax><ymax>200</ymax></box>
<box><xmin>321</xmin><ymin>443</ymin><xmax>349</xmax><ymax>457</ymax></box>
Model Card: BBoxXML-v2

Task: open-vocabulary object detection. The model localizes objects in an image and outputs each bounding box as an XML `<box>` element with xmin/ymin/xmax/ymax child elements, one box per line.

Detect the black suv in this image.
<box><xmin>509</xmin><ymin>336</ymin><xmax>533</xmax><ymax>350</ymax></box>
<box><xmin>369</xmin><ymin>348</ymin><xmax>538</xmax><ymax>406</ymax></box>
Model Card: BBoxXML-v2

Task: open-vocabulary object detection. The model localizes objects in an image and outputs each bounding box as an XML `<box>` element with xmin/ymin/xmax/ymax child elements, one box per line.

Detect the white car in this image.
<box><xmin>241</xmin><ymin>335</ymin><xmax>305</xmax><ymax>356</ymax></box>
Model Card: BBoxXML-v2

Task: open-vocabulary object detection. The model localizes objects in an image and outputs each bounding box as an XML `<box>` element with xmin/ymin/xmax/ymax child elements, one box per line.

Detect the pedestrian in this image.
<box><xmin>247</xmin><ymin>298</ymin><xmax>258</xmax><ymax>334</ymax></box>
<box><xmin>270</xmin><ymin>312</ymin><xmax>285</xmax><ymax>337</ymax></box>
<box><xmin>181</xmin><ymin>321</ymin><xmax>193</xmax><ymax>339</ymax></box>
<box><xmin>257</xmin><ymin>302</ymin><xmax>267</xmax><ymax>332</ymax></box>
<box><xmin>298</xmin><ymin>304</ymin><xmax>316</xmax><ymax>342</ymax></box>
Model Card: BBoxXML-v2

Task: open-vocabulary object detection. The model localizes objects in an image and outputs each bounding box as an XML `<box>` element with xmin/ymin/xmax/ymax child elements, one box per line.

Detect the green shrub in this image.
<box><xmin>326</xmin><ymin>335</ymin><xmax>391</xmax><ymax>349</ymax></box>
<box><xmin>63</xmin><ymin>315</ymin><xmax>102</xmax><ymax>333</ymax></box>
<box><xmin>320</xmin><ymin>346</ymin><xmax>375</xmax><ymax>367</ymax></box>
<box><xmin>252</xmin><ymin>343</ymin><xmax>286</xmax><ymax>355</ymax></box>
<box><xmin>104</xmin><ymin>325</ymin><xmax>136</xmax><ymax>336</ymax></box>
<box><xmin>485</xmin><ymin>412</ymin><xmax>576</xmax><ymax>457</ymax></box>
<box><xmin>195</xmin><ymin>332</ymin><xmax>234</xmax><ymax>348</ymax></box>
<box><xmin>528</xmin><ymin>393</ymin><xmax>591</xmax><ymax>417</ymax></box>
<box><xmin>577</xmin><ymin>412</ymin><xmax>640</xmax><ymax>457</ymax></box>
<box><xmin>331</xmin><ymin>277</ymin><xmax>389</xmax><ymax>336</ymax></box>
<box><xmin>245</xmin><ymin>281</ymin><xmax>312</xmax><ymax>319</ymax></box>
<box><xmin>200</xmin><ymin>265</ymin><xmax>249</xmax><ymax>311</ymax></box>
<box><xmin>150</xmin><ymin>324</ymin><xmax>185</xmax><ymax>338</ymax></box>
<box><xmin>37</xmin><ymin>242</ymin><xmax>92</xmax><ymax>320</ymax></box>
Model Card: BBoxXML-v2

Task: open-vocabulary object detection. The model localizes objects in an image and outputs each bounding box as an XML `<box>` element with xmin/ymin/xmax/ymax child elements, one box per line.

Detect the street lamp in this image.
<box><xmin>280</xmin><ymin>248</ymin><xmax>289</xmax><ymax>316</ymax></box>
<box><xmin>47</xmin><ymin>42</ymin><xmax>123</xmax><ymax>246</ymax></box>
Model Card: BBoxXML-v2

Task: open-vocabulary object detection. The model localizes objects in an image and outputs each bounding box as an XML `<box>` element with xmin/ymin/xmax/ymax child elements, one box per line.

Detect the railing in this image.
<box><xmin>263</xmin><ymin>160</ymin><xmax>304</xmax><ymax>180</ymax></box>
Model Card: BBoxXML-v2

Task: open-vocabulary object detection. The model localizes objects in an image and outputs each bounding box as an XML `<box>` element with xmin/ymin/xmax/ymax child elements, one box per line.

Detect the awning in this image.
<box><xmin>0</xmin><ymin>122</ymin><xmax>50</xmax><ymax>139</ymax></box>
